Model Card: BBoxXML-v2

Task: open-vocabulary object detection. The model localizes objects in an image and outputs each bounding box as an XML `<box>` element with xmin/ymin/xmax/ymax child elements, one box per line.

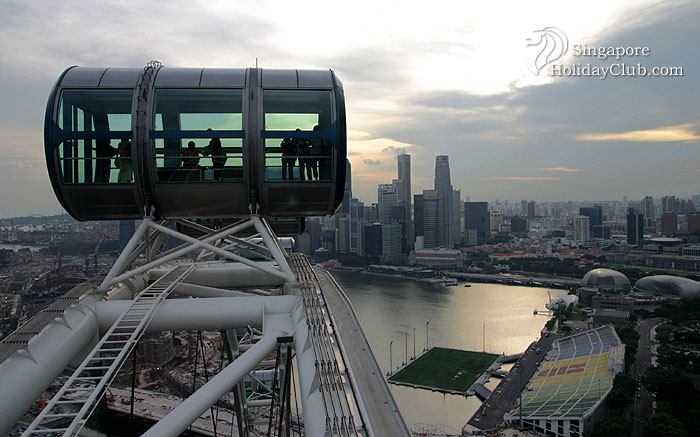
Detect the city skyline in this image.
<box><xmin>1</xmin><ymin>0</ymin><xmax>699</xmax><ymax>217</ymax></box>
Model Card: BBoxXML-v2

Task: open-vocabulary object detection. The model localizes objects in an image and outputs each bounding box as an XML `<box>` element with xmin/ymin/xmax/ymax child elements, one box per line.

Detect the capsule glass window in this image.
<box><xmin>152</xmin><ymin>89</ymin><xmax>243</xmax><ymax>183</ymax></box>
<box><xmin>262</xmin><ymin>90</ymin><xmax>335</xmax><ymax>183</ymax></box>
<box><xmin>56</xmin><ymin>90</ymin><xmax>133</xmax><ymax>184</ymax></box>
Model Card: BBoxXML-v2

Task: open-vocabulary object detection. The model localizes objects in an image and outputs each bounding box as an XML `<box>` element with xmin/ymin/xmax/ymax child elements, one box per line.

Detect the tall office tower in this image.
<box><xmin>434</xmin><ymin>155</ymin><xmax>454</xmax><ymax>247</ymax></box>
<box><xmin>692</xmin><ymin>195</ymin><xmax>700</xmax><ymax>209</ymax></box>
<box><xmin>527</xmin><ymin>200</ymin><xmax>536</xmax><ymax>220</ymax></box>
<box><xmin>490</xmin><ymin>212</ymin><xmax>504</xmax><ymax>232</ymax></box>
<box><xmin>381</xmin><ymin>223</ymin><xmax>403</xmax><ymax>264</ymax></box>
<box><xmin>349</xmin><ymin>197</ymin><xmax>363</xmax><ymax>254</ymax></box>
<box><xmin>363</xmin><ymin>223</ymin><xmax>382</xmax><ymax>263</ymax></box>
<box><xmin>574</xmin><ymin>216</ymin><xmax>590</xmax><ymax>242</ymax></box>
<box><xmin>422</xmin><ymin>190</ymin><xmax>439</xmax><ymax>248</ymax></box>
<box><xmin>626</xmin><ymin>208</ymin><xmax>644</xmax><ymax>246</ymax></box>
<box><xmin>688</xmin><ymin>213</ymin><xmax>700</xmax><ymax>233</ymax></box>
<box><xmin>511</xmin><ymin>215</ymin><xmax>528</xmax><ymax>233</ymax></box>
<box><xmin>661</xmin><ymin>213</ymin><xmax>677</xmax><ymax>236</ymax></box>
<box><xmin>377</xmin><ymin>183</ymin><xmax>399</xmax><ymax>224</ymax></box>
<box><xmin>414</xmin><ymin>194</ymin><xmax>424</xmax><ymax>239</ymax></box>
<box><xmin>464</xmin><ymin>202</ymin><xmax>489</xmax><ymax>245</ymax></box>
<box><xmin>453</xmin><ymin>189</ymin><xmax>461</xmax><ymax>243</ymax></box>
<box><xmin>521</xmin><ymin>200</ymin><xmax>528</xmax><ymax>216</ymax></box>
<box><xmin>396</xmin><ymin>153</ymin><xmax>412</xmax><ymax>244</ymax></box>
<box><xmin>641</xmin><ymin>196</ymin><xmax>655</xmax><ymax>227</ymax></box>
<box><xmin>340</xmin><ymin>159</ymin><xmax>352</xmax><ymax>214</ymax></box>
<box><xmin>579</xmin><ymin>205</ymin><xmax>603</xmax><ymax>238</ymax></box>
<box><xmin>336</xmin><ymin>215</ymin><xmax>350</xmax><ymax>252</ymax></box>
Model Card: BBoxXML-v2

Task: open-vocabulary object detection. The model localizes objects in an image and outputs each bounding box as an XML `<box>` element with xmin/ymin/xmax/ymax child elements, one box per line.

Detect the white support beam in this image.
<box><xmin>142</xmin><ymin>330</ymin><xmax>284</xmax><ymax>437</ymax></box>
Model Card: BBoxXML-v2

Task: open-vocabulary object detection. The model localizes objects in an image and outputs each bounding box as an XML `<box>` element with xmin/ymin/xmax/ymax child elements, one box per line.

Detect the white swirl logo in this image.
<box><xmin>526</xmin><ymin>27</ymin><xmax>568</xmax><ymax>75</ymax></box>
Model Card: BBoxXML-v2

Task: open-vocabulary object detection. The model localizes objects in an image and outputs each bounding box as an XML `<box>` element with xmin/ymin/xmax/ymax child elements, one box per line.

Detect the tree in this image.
<box><xmin>586</xmin><ymin>415</ymin><xmax>631</xmax><ymax>437</ymax></box>
<box><xmin>643</xmin><ymin>412</ymin><xmax>689</xmax><ymax>437</ymax></box>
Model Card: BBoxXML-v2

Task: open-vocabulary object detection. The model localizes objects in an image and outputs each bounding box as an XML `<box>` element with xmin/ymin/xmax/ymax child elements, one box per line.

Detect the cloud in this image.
<box><xmin>540</xmin><ymin>167</ymin><xmax>583</xmax><ymax>172</ymax></box>
<box><xmin>481</xmin><ymin>177</ymin><xmax>561</xmax><ymax>181</ymax></box>
<box><xmin>574</xmin><ymin>123</ymin><xmax>700</xmax><ymax>142</ymax></box>
<box><xmin>674</xmin><ymin>168</ymin><xmax>700</xmax><ymax>173</ymax></box>
<box><xmin>362</xmin><ymin>159</ymin><xmax>381</xmax><ymax>166</ymax></box>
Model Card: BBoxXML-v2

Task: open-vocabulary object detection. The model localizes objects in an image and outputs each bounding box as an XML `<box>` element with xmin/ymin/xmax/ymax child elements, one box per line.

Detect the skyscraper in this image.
<box><xmin>626</xmin><ymin>208</ymin><xmax>644</xmax><ymax>246</ymax></box>
<box><xmin>574</xmin><ymin>216</ymin><xmax>590</xmax><ymax>242</ymax></box>
<box><xmin>527</xmin><ymin>200</ymin><xmax>536</xmax><ymax>220</ymax></box>
<box><xmin>434</xmin><ymin>156</ymin><xmax>454</xmax><ymax>247</ymax></box>
<box><xmin>579</xmin><ymin>205</ymin><xmax>602</xmax><ymax>238</ymax></box>
<box><xmin>414</xmin><ymin>194</ymin><xmax>424</xmax><ymax>239</ymax></box>
<box><xmin>378</xmin><ymin>183</ymin><xmax>399</xmax><ymax>224</ymax></box>
<box><xmin>464</xmin><ymin>202</ymin><xmax>489</xmax><ymax>245</ymax></box>
<box><xmin>397</xmin><ymin>153</ymin><xmax>412</xmax><ymax>222</ymax></box>
<box><xmin>422</xmin><ymin>190</ymin><xmax>439</xmax><ymax>248</ymax></box>
<box><xmin>340</xmin><ymin>159</ymin><xmax>352</xmax><ymax>214</ymax></box>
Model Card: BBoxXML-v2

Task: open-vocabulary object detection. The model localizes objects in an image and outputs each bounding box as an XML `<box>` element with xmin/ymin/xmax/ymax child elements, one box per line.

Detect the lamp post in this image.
<box><xmin>413</xmin><ymin>327</ymin><xmax>416</xmax><ymax>359</ymax></box>
<box><xmin>389</xmin><ymin>341</ymin><xmax>393</xmax><ymax>372</ymax></box>
<box><xmin>426</xmin><ymin>321</ymin><xmax>429</xmax><ymax>351</ymax></box>
<box><xmin>404</xmin><ymin>332</ymin><xmax>408</xmax><ymax>365</ymax></box>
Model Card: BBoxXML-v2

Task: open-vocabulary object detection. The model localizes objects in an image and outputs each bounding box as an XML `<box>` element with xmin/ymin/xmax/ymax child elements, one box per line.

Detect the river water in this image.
<box><xmin>331</xmin><ymin>270</ymin><xmax>567</xmax><ymax>432</ymax></box>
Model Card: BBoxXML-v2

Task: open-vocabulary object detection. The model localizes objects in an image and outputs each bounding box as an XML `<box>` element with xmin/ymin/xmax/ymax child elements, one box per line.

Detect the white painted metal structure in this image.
<box><xmin>1</xmin><ymin>214</ymin><xmax>410</xmax><ymax>436</ymax></box>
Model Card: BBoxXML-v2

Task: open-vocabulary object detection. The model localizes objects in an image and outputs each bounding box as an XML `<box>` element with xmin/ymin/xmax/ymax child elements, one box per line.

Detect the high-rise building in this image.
<box><xmin>377</xmin><ymin>183</ymin><xmax>399</xmax><ymax>225</ymax></box>
<box><xmin>422</xmin><ymin>190</ymin><xmax>439</xmax><ymax>248</ymax></box>
<box><xmin>363</xmin><ymin>223</ymin><xmax>382</xmax><ymax>263</ymax></box>
<box><xmin>641</xmin><ymin>196</ymin><xmax>655</xmax><ymax>227</ymax></box>
<box><xmin>434</xmin><ymin>156</ymin><xmax>454</xmax><ymax>247</ymax></box>
<box><xmin>626</xmin><ymin>208</ymin><xmax>644</xmax><ymax>246</ymax></box>
<box><xmin>579</xmin><ymin>205</ymin><xmax>602</xmax><ymax>238</ymax></box>
<box><xmin>381</xmin><ymin>223</ymin><xmax>404</xmax><ymax>264</ymax></box>
<box><xmin>661</xmin><ymin>213</ymin><xmax>677</xmax><ymax>236</ymax></box>
<box><xmin>490</xmin><ymin>212</ymin><xmax>504</xmax><ymax>232</ymax></box>
<box><xmin>340</xmin><ymin>159</ymin><xmax>352</xmax><ymax>214</ymax></box>
<box><xmin>397</xmin><ymin>153</ymin><xmax>412</xmax><ymax>246</ymax></box>
<box><xmin>464</xmin><ymin>202</ymin><xmax>489</xmax><ymax>244</ymax></box>
<box><xmin>414</xmin><ymin>194</ymin><xmax>424</xmax><ymax>239</ymax></box>
<box><xmin>527</xmin><ymin>200</ymin><xmax>536</xmax><ymax>220</ymax></box>
<box><xmin>521</xmin><ymin>200</ymin><xmax>528</xmax><ymax>216</ymax></box>
<box><xmin>453</xmin><ymin>189</ymin><xmax>461</xmax><ymax>243</ymax></box>
<box><xmin>689</xmin><ymin>213</ymin><xmax>700</xmax><ymax>234</ymax></box>
<box><xmin>574</xmin><ymin>216</ymin><xmax>590</xmax><ymax>242</ymax></box>
<box><xmin>511</xmin><ymin>215</ymin><xmax>527</xmax><ymax>233</ymax></box>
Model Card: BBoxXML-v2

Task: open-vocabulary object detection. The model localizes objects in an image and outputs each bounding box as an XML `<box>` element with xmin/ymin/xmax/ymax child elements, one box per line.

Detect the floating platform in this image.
<box><xmin>388</xmin><ymin>347</ymin><xmax>499</xmax><ymax>395</ymax></box>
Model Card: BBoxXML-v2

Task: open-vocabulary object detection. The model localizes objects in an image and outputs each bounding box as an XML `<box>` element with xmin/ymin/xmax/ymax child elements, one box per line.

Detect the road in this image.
<box><xmin>316</xmin><ymin>269</ymin><xmax>412</xmax><ymax>437</ymax></box>
<box><xmin>465</xmin><ymin>332</ymin><xmax>562</xmax><ymax>432</ymax></box>
<box><xmin>631</xmin><ymin>317</ymin><xmax>661</xmax><ymax>437</ymax></box>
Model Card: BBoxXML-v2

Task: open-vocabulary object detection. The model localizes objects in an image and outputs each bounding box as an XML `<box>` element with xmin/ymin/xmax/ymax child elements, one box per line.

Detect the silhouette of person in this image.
<box><xmin>95</xmin><ymin>139</ymin><xmax>118</xmax><ymax>183</ymax></box>
<box><xmin>116</xmin><ymin>139</ymin><xmax>133</xmax><ymax>183</ymax></box>
<box><xmin>202</xmin><ymin>128</ymin><xmax>227</xmax><ymax>180</ymax></box>
<box><xmin>309</xmin><ymin>125</ymin><xmax>329</xmax><ymax>181</ymax></box>
<box><xmin>280</xmin><ymin>137</ymin><xmax>296</xmax><ymax>181</ymax></box>
<box><xmin>182</xmin><ymin>141</ymin><xmax>200</xmax><ymax>169</ymax></box>
<box><xmin>294</xmin><ymin>128</ymin><xmax>312</xmax><ymax>181</ymax></box>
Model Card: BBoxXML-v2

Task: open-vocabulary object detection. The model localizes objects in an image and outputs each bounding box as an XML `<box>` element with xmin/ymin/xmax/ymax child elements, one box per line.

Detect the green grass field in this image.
<box><xmin>389</xmin><ymin>347</ymin><xmax>499</xmax><ymax>392</ymax></box>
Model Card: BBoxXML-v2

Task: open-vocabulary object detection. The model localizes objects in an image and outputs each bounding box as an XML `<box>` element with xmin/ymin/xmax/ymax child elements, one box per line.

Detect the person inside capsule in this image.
<box><xmin>116</xmin><ymin>139</ymin><xmax>133</xmax><ymax>183</ymax></box>
<box><xmin>280</xmin><ymin>135</ymin><xmax>297</xmax><ymax>181</ymax></box>
<box><xmin>201</xmin><ymin>128</ymin><xmax>227</xmax><ymax>180</ymax></box>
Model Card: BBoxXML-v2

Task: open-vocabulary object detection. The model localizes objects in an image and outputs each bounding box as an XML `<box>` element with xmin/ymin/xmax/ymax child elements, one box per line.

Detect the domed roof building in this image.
<box><xmin>581</xmin><ymin>268</ymin><xmax>630</xmax><ymax>291</ymax></box>
<box><xmin>634</xmin><ymin>275</ymin><xmax>700</xmax><ymax>297</ymax></box>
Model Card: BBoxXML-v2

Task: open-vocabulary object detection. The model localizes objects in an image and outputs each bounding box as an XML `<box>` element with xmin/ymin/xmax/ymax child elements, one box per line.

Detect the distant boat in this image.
<box><xmin>442</xmin><ymin>278</ymin><xmax>458</xmax><ymax>286</ymax></box>
<box><xmin>464</xmin><ymin>284</ymin><xmax>472</xmax><ymax>288</ymax></box>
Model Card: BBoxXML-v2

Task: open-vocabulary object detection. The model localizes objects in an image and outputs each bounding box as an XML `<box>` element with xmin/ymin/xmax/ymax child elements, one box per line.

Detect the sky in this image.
<box><xmin>0</xmin><ymin>0</ymin><xmax>698</xmax><ymax>217</ymax></box>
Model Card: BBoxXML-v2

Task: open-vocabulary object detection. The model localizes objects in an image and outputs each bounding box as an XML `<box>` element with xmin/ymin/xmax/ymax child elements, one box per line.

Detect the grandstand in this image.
<box><xmin>504</xmin><ymin>325</ymin><xmax>624</xmax><ymax>437</ymax></box>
